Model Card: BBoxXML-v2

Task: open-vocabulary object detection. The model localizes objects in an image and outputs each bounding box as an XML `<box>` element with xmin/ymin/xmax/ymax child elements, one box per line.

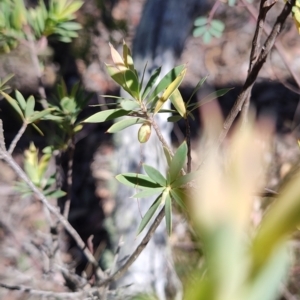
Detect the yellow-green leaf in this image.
<box><xmin>154</xmin><ymin>68</ymin><xmax>186</xmax><ymax>114</ymax></box>
<box><xmin>170</xmin><ymin>88</ymin><xmax>186</xmax><ymax>118</ymax></box>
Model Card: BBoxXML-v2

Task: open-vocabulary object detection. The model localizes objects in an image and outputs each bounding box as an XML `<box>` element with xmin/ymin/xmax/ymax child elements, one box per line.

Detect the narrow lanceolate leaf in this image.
<box><xmin>27</xmin><ymin>109</ymin><xmax>54</xmax><ymax>123</ymax></box>
<box><xmin>116</xmin><ymin>173</ymin><xmax>161</xmax><ymax>188</ymax></box>
<box><xmin>142</xmin><ymin>67</ymin><xmax>161</xmax><ymax>100</ymax></box>
<box><xmin>123</xmin><ymin>41</ymin><xmax>134</xmax><ymax>71</ymax></box>
<box><xmin>167</xmin><ymin>115</ymin><xmax>182</xmax><ymax>122</ymax></box>
<box><xmin>0</xmin><ymin>91</ymin><xmax>24</xmax><ymax>119</ymax></box>
<box><xmin>25</xmin><ymin>96</ymin><xmax>35</xmax><ymax>119</ymax></box>
<box><xmin>171</xmin><ymin>172</ymin><xmax>198</xmax><ymax>189</ymax></box>
<box><xmin>148</xmin><ymin>64</ymin><xmax>186</xmax><ymax>102</ymax></box>
<box><xmin>163</xmin><ymin>146</ymin><xmax>172</xmax><ymax>166</ymax></box>
<box><xmin>109</xmin><ymin>43</ymin><xmax>127</xmax><ymax>71</ymax></box>
<box><xmin>137</xmin><ymin>195</ymin><xmax>162</xmax><ymax>235</ymax></box>
<box><xmin>15</xmin><ymin>90</ymin><xmax>26</xmax><ymax>110</ymax></box>
<box><xmin>170</xmin><ymin>188</ymin><xmax>187</xmax><ymax>210</ymax></box>
<box><xmin>188</xmin><ymin>88</ymin><xmax>233</xmax><ymax>112</ymax></box>
<box><xmin>165</xmin><ymin>193</ymin><xmax>172</xmax><ymax>235</ymax></box>
<box><xmin>143</xmin><ymin>164</ymin><xmax>166</xmax><ymax>186</ymax></box>
<box><xmin>170</xmin><ymin>88</ymin><xmax>186</xmax><ymax>118</ymax></box>
<box><xmin>154</xmin><ymin>68</ymin><xmax>187</xmax><ymax>114</ymax></box>
<box><xmin>124</xmin><ymin>70</ymin><xmax>140</xmax><ymax>99</ymax></box>
<box><xmin>83</xmin><ymin>108</ymin><xmax>128</xmax><ymax>123</ymax></box>
<box><xmin>107</xmin><ymin>117</ymin><xmax>146</xmax><ymax>133</ymax></box>
<box><xmin>168</xmin><ymin>141</ymin><xmax>187</xmax><ymax>183</ymax></box>
<box><xmin>120</xmin><ymin>100</ymin><xmax>140</xmax><ymax>111</ymax></box>
<box><xmin>31</xmin><ymin>123</ymin><xmax>44</xmax><ymax>136</ymax></box>
<box><xmin>132</xmin><ymin>187</ymin><xmax>165</xmax><ymax>199</ymax></box>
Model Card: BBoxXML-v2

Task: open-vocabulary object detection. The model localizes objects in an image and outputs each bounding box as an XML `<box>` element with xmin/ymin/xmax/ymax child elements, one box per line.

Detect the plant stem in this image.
<box><xmin>8</xmin><ymin>122</ymin><xmax>27</xmax><ymax>154</ymax></box>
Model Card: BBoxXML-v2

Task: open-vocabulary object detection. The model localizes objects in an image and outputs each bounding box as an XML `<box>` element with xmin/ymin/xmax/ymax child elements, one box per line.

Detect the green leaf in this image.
<box><xmin>107</xmin><ymin>117</ymin><xmax>146</xmax><ymax>133</ymax></box>
<box><xmin>143</xmin><ymin>164</ymin><xmax>166</xmax><ymax>186</ymax></box>
<box><xmin>165</xmin><ymin>193</ymin><xmax>172</xmax><ymax>235</ymax></box>
<box><xmin>31</xmin><ymin>123</ymin><xmax>44</xmax><ymax>136</ymax></box>
<box><xmin>132</xmin><ymin>187</ymin><xmax>165</xmax><ymax>199</ymax></box>
<box><xmin>209</xmin><ymin>27</ymin><xmax>223</xmax><ymax>38</ymax></box>
<box><xmin>27</xmin><ymin>109</ymin><xmax>54</xmax><ymax>123</ymax></box>
<box><xmin>168</xmin><ymin>141</ymin><xmax>187</xmax><ymax>183</ymax></box>
<box><xmin>188</xmin><ymin>88</ymin><xmax>233</xmax><ymax>112</ymax></box>
<box><xmin>171</xmin><ymin>172</ymin><xmax>198</xmax><ymax>188</ymax></box>
<box><xmin>116</xmin><ymin>173</ymin><xmax>161</xmax><ymax>188</ymax></box>
<box><xmin>193</xmin><ymin>26</ymin><xmax>207</xmax><ymax>38</ymax></box>
<box><xmin>167</xmin><ymin>115</ymin><xmax>182</xmax><ymax>122</ymax></box>
<box><xmin>58</xmin><ymin>21</ymin><xmax>82</xmax><ymax>31</ymax></box>
<box><xmin>142</xmin><ymin>67</ymin><xmax>161</xmax><ymax>100</ymax></box>
<box><xmin>0</xmin><ymin>91</ymin><xmax>24</xmax><ymax>119</ymax></box>
<box><xmin>123</xmin><ymin>41</ymin><xmax>135</xmax><ymax>71</ymax></box>
<box><xmin>163</xmin><ymin>146</ymin><xmax>172</xmax><ymax>167</ymax></box>
<box><xmin>210</xmin><ymin>19</ymin><xmax>225</xmax><ymax>32</ymax></box>
<box><xmin>194</xmin><ymin>17</ymin><xmax>208</xmax><ymax>26</ymax></box>
<box><xmin>137</xmin><ymin>195</ymin><xmax>162</xmax><ymax>235</ymax></box>
<box><xmin>202</xmin><ymin>31</ymin><xmax>212</xmax><ymax>44</ymax></box>
<box><xmin>170</xmin><ymin>188</ymin><xmax>187</xmax><ymax>210</ymax></box>
<box><xmin>105</xmin><ymin>64</ymin><xmax>127</xmax><ymax>89</ymax></box>
<box><xmin>83</xmin><ymin>108</ymin><xmax>128</xmax><ymax>123</ymax></box>
<box><xmin>124</xmin><ymin>69</ymin><xmax>140</xmax><ymax>99</ymax></box>
<box><xmin>170</xmin><ymin>88</ymin><xmax>186</xmax><ymax>118</ymax></box>
<box><xmin>148</xmin><ymin>65</ymin><xmax>186</xmax><ymax>103</ymax></box>
<box><xmin>15</xmin><ymin>90</ymin><xmax>26</xmax><ymax>110</ymax></box>
<box><xmin>154</xmin><ymin>68</ymin><xmax>186</xmax><ymax>114</ymax></box>
<box><xmin>25</xmin><ymin>96</ymin><xmax>35</xmax><ymax>119</ymax></box>
<box><xmin>120</xmin><ymin>100</ymin><xmax>140</xmax><ymax>111</ymax></box>
<box><xmin>44</xmin><ymin>189</ymin><xmax>66</xmax><ymax>198</ymax></box>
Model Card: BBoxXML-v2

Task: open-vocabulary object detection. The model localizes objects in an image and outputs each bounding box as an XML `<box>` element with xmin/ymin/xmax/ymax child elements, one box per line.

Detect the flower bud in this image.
<box><xmin>138</xmin><ymin>122</ymin><xmax>151</xmax><ymax>143</ymax></box>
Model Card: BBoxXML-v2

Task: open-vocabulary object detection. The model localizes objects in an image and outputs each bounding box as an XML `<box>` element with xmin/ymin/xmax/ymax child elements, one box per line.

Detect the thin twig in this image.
<box><xmin>98</xmin><ymin>207</ymin><xmax>165</xmax><ymax>287</ymax></box>
<box><xmin>8</xmin><ymin>122</ymin><xmax>27</xmax><ymax>154</ymax></box>
<box><xmin>242</xmin><ymin>0</ymin><xmax>276</xmax><ymax>125</ymax></box>
<box><xmin>0</xmin><ymin>119</ymin><xmax>6</xmax><ymax>151</ymax></box>
<box><xmin>0</xmin><ymin>148</ymin><xmax>105</xmax><ymax>279</ymax></box>
<box><xmin>218</xmin><ymin>0</ymin><xmax>295</xmax><ymax>145</ymax></box>
<box><xmin>185</xmin><ymin>118</ymin><xmax>192</xmax><ymax>173</ymax></box>
<box><xmin>151</xmin><ymin>117</ymin><xmax>174</xmax><ymax>156</ymax></box>
<box><xmin>0</xmin><ymin>282</ymin><xmax>99</xmax><ymax>299</ymax></box>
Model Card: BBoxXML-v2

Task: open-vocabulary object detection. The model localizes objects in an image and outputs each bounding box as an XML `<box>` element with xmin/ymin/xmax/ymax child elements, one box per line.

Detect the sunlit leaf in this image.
<box><xmin>154</xmin><ymin>68</ymin><xmax>186</xmax><ymax>114</ymax></box>
<box><xmin>132</xmin><ymin>187</ymin><xmax>165</xmax><ymax>199</ymax></box>
<box><xmin>124</xmin><ymin>69</ymin><xmax>140</xmax><ymax>99</ymax></box>
<box><xmin>109</xmin><ymin>42</ymin><xmax>127</xmax><ymax>71</ymax></box>
<box><xmin>25</xmin><ymin>96</ymin><xmax>35</xmax><ymax>119</ymax></box>
<box><xmin>83</xmin><ymin>108</ymin><xmax>128</xmax><ymax>123</ymax></box>
<box><xmin>15</xmin><ymin>90</ymin><xmax>26</xmax><ymax>110</ymax></box>
<box><xmin>143</xmin><ymin>164</ymin><xmax>166</xmax><ymax>186</ymax></box>
<box><xmin>170</xmin><ymin>88</ymin><xmax>186</xmax><ymax>118</ymax></box>
<box><xmin>168</xmin><ymin>141</ymin><xmax>187</xmax><ymax>183</ymax></box>
<box><xmin>120</xmin><ymin>99</ymin><xmax>140</xmax><ymax>111</ymax></box>
<box><xmin>123</xmin><ymin>41</ymin><xmax>135</xmax><ymax>71</ymax></box>
<box><xmin>148</xmin><ymin>64</ymin><xmax>186</xmax><ymax>103</ymax></box>
<box><xmin>107</xmin><ymin>117</ymin><xmax>145</xmax><ymax>133</ymax></box>
<box><xmin>187</xmin><ymin>76</ymin><xmax>208</xmax><ymax>105</ymax></box>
